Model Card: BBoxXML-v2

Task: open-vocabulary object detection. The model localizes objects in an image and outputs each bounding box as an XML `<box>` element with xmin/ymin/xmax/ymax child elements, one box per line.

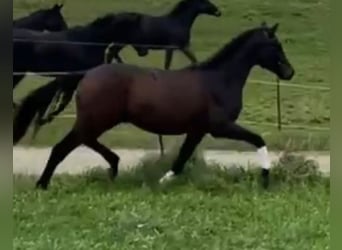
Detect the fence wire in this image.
<box><xmin>13</xmin><ymin>38</ymin><xmax>330</xmax><ymax>132</ymax></box>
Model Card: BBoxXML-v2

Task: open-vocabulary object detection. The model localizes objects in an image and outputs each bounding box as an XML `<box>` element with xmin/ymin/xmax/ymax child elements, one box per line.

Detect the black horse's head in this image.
<box><xmin>254</xmin><ymin>23</ymin><xmax>295</xmax><ymax>80</ymax></box>
<box><xmin>39</xmin><ymin>4</ymin><xmax>68</xmax><ymax>31</ymax></box>
<box><xmin>179</xmin><ymin>0</ymin><xmax>221</xmax><ymax>17</ymax></box>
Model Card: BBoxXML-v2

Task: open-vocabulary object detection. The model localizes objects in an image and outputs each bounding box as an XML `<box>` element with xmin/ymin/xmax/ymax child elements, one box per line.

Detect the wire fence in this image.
<box><xmin>56</xmin><ymin>114</ymin><xmax>329</xmax><ymax>131</ymax></box>
<box><xmin>13</xmin><ymin>38</ymin><xmax>180</xmax><ymax>49</ymax></box>
<box><xmin>14</xmin><ymin>39</ymin><xmax>330</xmax><ymax>132</ymax></box>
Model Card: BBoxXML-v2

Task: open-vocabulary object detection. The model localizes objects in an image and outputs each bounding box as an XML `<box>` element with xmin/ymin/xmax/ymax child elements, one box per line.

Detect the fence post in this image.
<box><xmin>276</xmin><ymin>78</ymin><xmax>282</xmax><ymax>131</ymax></box>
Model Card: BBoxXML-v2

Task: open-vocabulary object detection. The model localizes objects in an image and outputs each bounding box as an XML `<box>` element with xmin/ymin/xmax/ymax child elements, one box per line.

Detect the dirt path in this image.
<box><xmin>13</xmin><ymin>146</ymin><xmax>330</xmax><ymax>176</ymax></box>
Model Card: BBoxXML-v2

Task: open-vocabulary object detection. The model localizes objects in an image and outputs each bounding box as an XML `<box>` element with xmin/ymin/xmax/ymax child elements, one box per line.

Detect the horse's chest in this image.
<box><xmin>209</xmin><ymin>92</ymin><xmax>243</xmax><ymax>123</ymax></box>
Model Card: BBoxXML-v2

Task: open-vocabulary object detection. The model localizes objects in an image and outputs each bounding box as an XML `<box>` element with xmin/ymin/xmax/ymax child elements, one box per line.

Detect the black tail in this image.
<box><xmin>13</xmin><ymin>74</ymin><xmax>83</xmax><ymax>144</ymax></box>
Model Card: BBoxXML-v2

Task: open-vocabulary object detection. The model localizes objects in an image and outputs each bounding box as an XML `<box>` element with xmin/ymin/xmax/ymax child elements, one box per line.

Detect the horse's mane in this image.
<box><xmin>191</xmin><ymin>27</ymin><xmax>264</xmax><ymax>70</ymax></box>
<box><xmin>89</xmin><ymin>12</ymin><xmax>140</xmax><ymax>27</ymax></box>
<box><xmin>168</xmin><ymin>0</ymin><xmax>194</xmax><ymax>16</ymax></box>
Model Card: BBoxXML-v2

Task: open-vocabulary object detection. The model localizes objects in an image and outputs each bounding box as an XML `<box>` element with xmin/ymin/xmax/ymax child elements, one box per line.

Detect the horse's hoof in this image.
<box><xmin>159</xmin><ymin>170</ymin><xmax>175</xmax><ymax>184</ymax></box>
<box><xmin>36</xmin><ymin>180</ymin><xmax>48</xmax><ymax>190</ymax></box>
<box><xmin>261</xmin><ymin>168</ymin><xmax>270</xmax><ymax>189</ymax></box>
<box><xmin>108</xmin><ymin>168</ymin><xmax>118</xmax><ymax>181</ymax></box>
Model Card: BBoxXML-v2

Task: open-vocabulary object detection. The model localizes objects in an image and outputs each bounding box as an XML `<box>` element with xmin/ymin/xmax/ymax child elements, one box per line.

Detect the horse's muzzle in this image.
<box><xmin>214</xmin><ymin>10</ymin><xmax>222</xmax><ymax>17</ymax></box>
<box><xmin>279</xmin><ymin>64</ymin><xmax>295</xmax><ymax>80</ymax></box>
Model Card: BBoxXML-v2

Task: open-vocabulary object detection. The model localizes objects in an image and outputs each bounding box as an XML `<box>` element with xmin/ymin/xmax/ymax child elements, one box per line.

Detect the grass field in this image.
<box><xmin>13</xmin><ymin>0</ymin><xmax>330</xmax><ymax>150</ymax></box>
<box><xmin>13</xmin><ymin>153</ymin><xmax>329</xmax><ymax>250</ymax></box>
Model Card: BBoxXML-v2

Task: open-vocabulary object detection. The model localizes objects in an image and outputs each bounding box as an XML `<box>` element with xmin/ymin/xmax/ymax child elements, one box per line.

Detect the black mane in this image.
<box><xmin>89</xmin><ymin>12</ymin><xmax>141</xmax><ymax>28</ymax></box>
<box><xmin>89</xmin><ymin>14</ymin><xmax>117</xmax><ymax>27</ymax></box>
<box><xmin>192</xmin><ymin>27</ymin><xmax>264</xmax><ymax>70</ymax></box>
<box><xmin>168</xmin><ymin>0</ymin><xmax>193</xmax><ymax>16</ymax></box>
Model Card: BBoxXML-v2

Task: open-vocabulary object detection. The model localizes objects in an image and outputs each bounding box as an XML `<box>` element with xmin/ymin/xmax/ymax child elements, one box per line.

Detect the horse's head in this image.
<box><xmin>253</xmin><ymin>22</ymin><xmax>295</xmax><ymax>80</ymax></box>
<box><xmin>187</xmin><ymin>0</ymin><xmax>221</xmax><ymax>17</ymax></box>
<box><xmin>41</xmin><ymin>4</ymin><xmax>68</xmax><ymax>31</ymax></box>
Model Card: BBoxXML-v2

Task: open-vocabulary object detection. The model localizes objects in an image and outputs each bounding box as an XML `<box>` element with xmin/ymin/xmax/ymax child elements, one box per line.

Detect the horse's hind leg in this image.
<box><xmin>158</xmin><ymin>135</ymin><xmax>165</xmax><ymax>157</ymax></box>
<box><xmin>181</xmin><ymin>47</ymin><xmax>197</xmax><ymax>64</ymax></box>
<box><xmin>84</xmin><ymin>140</ymin><xmax>120</xmax><ymax>180</ymax></box>
<box><xmin>36</xmin><ymin>129</ymin><xmax>81</xmax><ymax>190</ymax></box>
<box><xmin>159</xmin><ymin>133</ymin><xmax>204</xmax><ymax>183</ymax></box>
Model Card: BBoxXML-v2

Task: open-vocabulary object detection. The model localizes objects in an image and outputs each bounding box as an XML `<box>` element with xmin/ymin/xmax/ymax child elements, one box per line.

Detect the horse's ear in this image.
<box><xmin>270</xmin><ymin>23</ymin><xmax>279</xmax><ymax>35</ymax></box>
<box><xmin>52</xmin><ymin>3</ymin><xmax>63</xmax><ymax>11</ymax></box>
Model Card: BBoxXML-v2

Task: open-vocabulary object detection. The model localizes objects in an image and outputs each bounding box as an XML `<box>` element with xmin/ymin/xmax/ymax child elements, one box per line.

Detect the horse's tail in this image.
<box><xmin>13</xmin><ymin>73</ymin><xmax>84</xmax><ymax>144</ymax></box>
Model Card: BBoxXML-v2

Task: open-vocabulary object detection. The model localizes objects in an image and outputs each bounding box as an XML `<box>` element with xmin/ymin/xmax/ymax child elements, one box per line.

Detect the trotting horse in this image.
<box><xmin>13</xmin><ymin>23</ymin><xmax>295</xmax><ymax>190</ymax></box>
<box><xmin>107</xmin><ymin>0</ymin><xmax>221</xmax><ymax>69</ymax></box>
<box><xmin>14</xmin><ymin>0</ymin><xmax>222</xmax><ymax>156</ymax></box>
<box><xmin>14</xmin><ymin>4</ymin><xmax>68</xmax><ymax>31</ymax></box>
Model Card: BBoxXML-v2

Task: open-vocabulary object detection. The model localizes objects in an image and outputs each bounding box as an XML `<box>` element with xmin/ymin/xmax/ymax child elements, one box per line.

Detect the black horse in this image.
<box><xmin>13</xmin><ymin>4</ymin><xmax>68</xmax><ymax>31</ymax></box>
<box><xmin>107</xmin><ymin>0</ymin><xmax>221</xmax><ymax>70</ymax></box>
<box><xmin>14</xmin><ymin>23</ymin><xmax>295</xmax><ymax>190</ymax></box>
<box><xmin>13</xmin><ymin>13</ymin><xmax>147</xmax><ymax>91</ymax></box>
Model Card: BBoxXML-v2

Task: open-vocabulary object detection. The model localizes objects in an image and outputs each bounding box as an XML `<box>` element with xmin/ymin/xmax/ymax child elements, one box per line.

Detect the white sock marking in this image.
<box><xmin>159</xmin><ymin>170</ymin><xmax>175</xmax><ymax>184</ymax></box>
<box><xmin>257</xmin><ymin>146</ymin><xmax>271</xmax><ymax>170</ymax></box>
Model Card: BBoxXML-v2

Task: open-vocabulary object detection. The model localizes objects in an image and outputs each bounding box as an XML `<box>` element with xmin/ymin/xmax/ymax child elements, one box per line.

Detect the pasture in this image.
<box><xmin>13</xmin><ymin>0</ymin><xmax>330</xmax><ymax>151</ymax></box>
<box><xmin>14</xmin><ymin>153</ymin><xmax>329</xmax><ymax>250</ymax></box>
<box><xmin>13</xmin><ymin>0</ymin><xmax>330</xmax><ymax>249</ymax></box>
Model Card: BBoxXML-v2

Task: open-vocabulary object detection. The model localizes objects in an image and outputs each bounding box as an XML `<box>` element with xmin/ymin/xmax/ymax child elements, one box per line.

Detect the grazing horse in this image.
<box><xmin>13</xmin><ymin>4</ymin><xmax>68</xmax><ymax>31</ymax></box>
<box><xmin>13</xmin><ymin>23</ymin><xmax>295</xmax><ymax>190</ymax></box>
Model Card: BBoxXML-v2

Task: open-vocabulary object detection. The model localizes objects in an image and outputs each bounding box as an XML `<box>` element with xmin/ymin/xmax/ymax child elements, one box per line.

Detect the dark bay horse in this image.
<box><xmin>13</xmin><ymin>4</ymin><xmax>68</xmax><ymax>31</ymax></box>
<box><xmin>13</xmin><ymin>23</ymin><xmax>295</xmax><ymax>190</ymax></box>
<box><xmin>13</xmin><ymin>0</ymin><xmax>221</xmax><ymax>156</ymax></box>
<box><xmin>107</xmin><ymin>0</ymin><xmax>221</xmax><ymax>69</ymax></box>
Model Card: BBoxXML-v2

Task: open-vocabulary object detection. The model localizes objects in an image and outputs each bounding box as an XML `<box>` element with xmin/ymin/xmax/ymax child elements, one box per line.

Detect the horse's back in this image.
<box><xmin>76</xmin><ymin>63</ymin><xmax>210</xmax><ymax>134</ymax></box>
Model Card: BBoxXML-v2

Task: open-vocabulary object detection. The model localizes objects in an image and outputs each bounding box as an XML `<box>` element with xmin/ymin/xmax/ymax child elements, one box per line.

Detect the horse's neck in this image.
<box><xmin>15</xmin><ymin>17</ymin><xmax>44</xmax><ymax>31</ymax></box>
<box><xmin>167</xmin><ymin>8</ymin><xmax>199</xmax><ymax>30</ymax></box>
<box><xmin>216</xmin><ymin>50</ymin><xmax>256</xmax><ymax>91</ymax></box>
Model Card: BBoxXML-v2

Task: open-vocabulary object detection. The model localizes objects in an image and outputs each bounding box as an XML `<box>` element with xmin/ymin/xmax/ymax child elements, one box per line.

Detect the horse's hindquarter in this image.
<box><xmin>127</xmin><ymin>70</ymin><xmax>209</xmax><ymax>134</ymax></box>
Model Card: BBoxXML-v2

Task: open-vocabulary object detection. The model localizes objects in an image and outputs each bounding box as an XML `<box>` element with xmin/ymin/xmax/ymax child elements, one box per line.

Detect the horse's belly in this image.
<box><xmin>127</xmin><ymin>97</ymin><xmax>207</xmax><ymax>135</ymax></box>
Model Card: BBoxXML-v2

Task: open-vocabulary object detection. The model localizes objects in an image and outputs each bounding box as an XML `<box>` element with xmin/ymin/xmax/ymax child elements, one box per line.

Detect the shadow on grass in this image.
<box><xmin>14</xmin><ymin>149</ymin><xmax>329</xmax><ymax>195</ymax></box>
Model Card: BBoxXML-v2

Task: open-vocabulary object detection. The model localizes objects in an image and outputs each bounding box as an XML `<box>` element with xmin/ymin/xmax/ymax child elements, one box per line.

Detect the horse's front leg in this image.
<box><xmin>181</xmin><ymin>47</ymin><xmax>197</xmax><ymax>65</ymax></box>
<box><xmin>105</xmin><ymin>45</ymin><xmax>124</xmax><ymax>64</ymax></box>
<box><xmin>210</xmin><ymin>122</ymin><xmax>271</xmax><ymax>189</ymax></box>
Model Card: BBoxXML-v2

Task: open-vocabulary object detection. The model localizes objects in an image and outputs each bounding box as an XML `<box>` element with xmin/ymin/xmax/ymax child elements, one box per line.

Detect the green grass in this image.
<box><xmin>14</xmin><ymin>153</ymin><xmax>330</xmax><ymax>250</ymax></box>
<box><xmin>13</xmin><ymin>0</ymin><xmax>330</xmax><ymax>150</ymax></box>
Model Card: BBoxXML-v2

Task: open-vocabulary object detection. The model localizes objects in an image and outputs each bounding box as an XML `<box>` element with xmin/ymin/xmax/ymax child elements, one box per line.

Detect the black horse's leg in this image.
<box><xmin>158</xmin><ymin>135</ymin><xmax>165</xmax><ymax>157</ymax></box>
<box><xmin>210</xmin><ymin>122</ymin><xmax>270</xmax><ymax>188</ymax></box>
<box><xmin>159</xmin><ymin>133</ymin><xmax>204</xmax><ymax>183</ymax></box>
<box><xmin>164</xmin><ymin>49</ymin><xmax>174</xmax><ymax>70</ymax></box>
<box><xmin>106</xmin><ymin>45</ymin><xmax>123</xmax><ymax>64</ymax></box>
<box><xmin>36</xmin><ymin>129</ymin><xmax>81</xmax><ymax>190</ymax></box>
<box><xmin>84</xmin><ymin>140</ymin><xmax>120</xmax><ymax>180</ymax></box>
<box><xmin>156</xmin><ymin>49</ymin><xmax>175</xmax><ymax>157</ymax></box>
<box><xmin>181</xmin><ymin>47</ymin><xmax>197</xmax><ymax>64</ymax></box>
